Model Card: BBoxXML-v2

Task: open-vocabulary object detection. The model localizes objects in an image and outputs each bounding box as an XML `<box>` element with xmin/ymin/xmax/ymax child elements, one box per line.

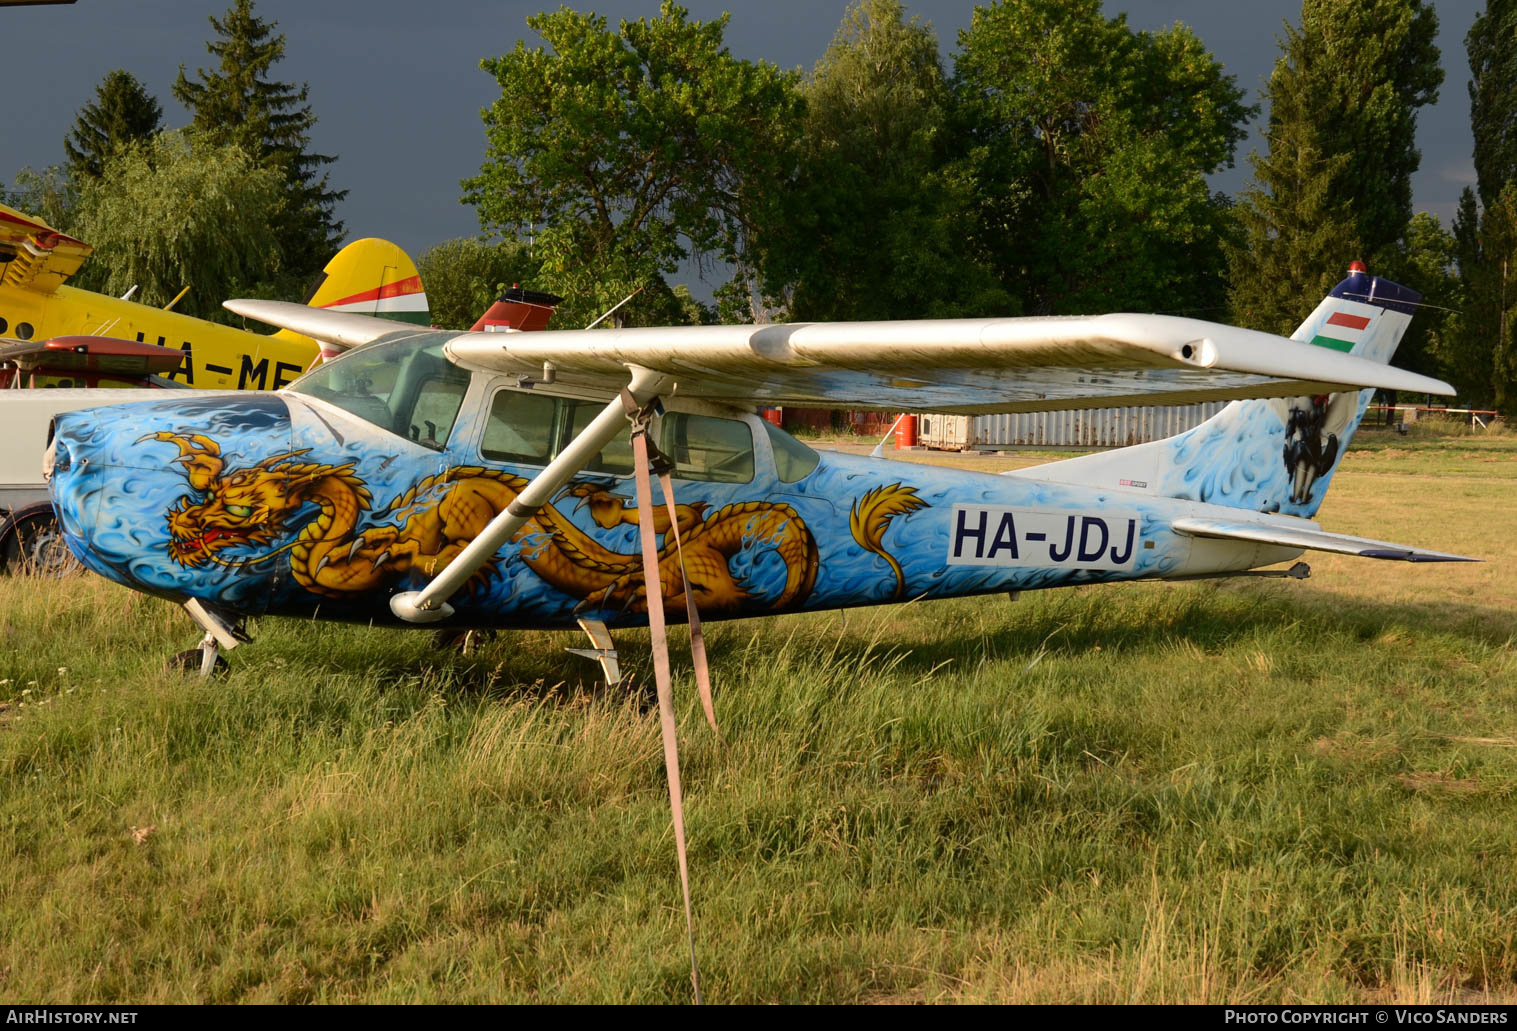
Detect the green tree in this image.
<box><xmin>1397</xmin><ymin>211</ymin><xmax>1461</xmax><ymax>380</ymax></box>
<box><xmin>1447</xmin><ymin>185</ymin><xmax>1517</xmax><ymax>413</ymax></box>
<box><xmin>760</xmin><ymin>0</ymin><xmax>1009</xmax><ymax>321</ymax></box>
<box><xmin>68</xmin><ymin>130</ymin><xmax>286</xmax><ymax>322</ymax></box>
<box><xmin>1467</xmin><ymin>0</ymin><xmax>1517</xmax><ymax>208</ymax></box>
<box><xmin>954</xmin><ymin>0</ymin><xmax>1251</xmax><ymax>317</ymax></box>
<box><xmin>416</xmin><ymin>237</ymin><xmax>541</xmax><ymax>331</ymax></box>
<box><xmin>463</xmin><ymin>1</ymin><xmax>802</xmax><ymax>326</ymax></box>
<box><xmin>63</xmin><ymin>69</ymin><xmax>163</xmax><ymax>181</ymax></box>
<box><xmin>173</xmin><ymin>0</ymin><xmax>345</xmax><ymax>287</ymax></box>
<box><xmin>4</xmin><ymin>166</ymin><xmax>76</xmax><ymax>234</ymax></box>
<box><xmin>1229</xmin><ymin>0</ymin><xmax>1442</xmax><ymax>333</ymax></box>
<box><xmin>1443</xmin><ymin>2</ymin><xmax>1517</xmax><ymax>414</ymax></box>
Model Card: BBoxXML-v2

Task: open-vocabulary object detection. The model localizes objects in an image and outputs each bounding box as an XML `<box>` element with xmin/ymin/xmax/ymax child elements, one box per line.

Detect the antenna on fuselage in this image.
<box><xmin>869</xmin><ymin>413</ymin><xmax>907</xmax><ymax>459</ymax></box>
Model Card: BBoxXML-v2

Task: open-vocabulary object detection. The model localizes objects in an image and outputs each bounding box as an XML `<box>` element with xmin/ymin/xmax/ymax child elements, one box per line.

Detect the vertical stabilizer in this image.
<box><xmin>1015</xmin><ymin>263</ymin><xmax>1421</xmax><ymax>519</ymax></box>
<box><xmin>274</xmin><ymin>238</ymin><xmax>429</xmax><ymax>361</ymax></box>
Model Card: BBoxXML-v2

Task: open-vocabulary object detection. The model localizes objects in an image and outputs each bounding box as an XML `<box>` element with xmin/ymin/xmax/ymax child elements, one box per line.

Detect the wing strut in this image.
<box><xmin>388</xmin><ymin>365</ymin><xmax>673</xmax><ymax>622</ymax></box>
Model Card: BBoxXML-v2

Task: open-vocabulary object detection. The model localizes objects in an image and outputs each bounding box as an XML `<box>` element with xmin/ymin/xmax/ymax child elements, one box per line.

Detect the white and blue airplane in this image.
<box><xmin>45</xmin><ymin>261</ymin><xmax>1470</xmax><ymax>673</ymax></box>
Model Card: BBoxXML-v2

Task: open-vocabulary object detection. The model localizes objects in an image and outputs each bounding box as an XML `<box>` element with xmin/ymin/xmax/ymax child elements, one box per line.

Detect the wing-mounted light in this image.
<box><xmin>1173</xmin><ymin>338</ymin><xmax>1219</xmax><ymax>368</ymax></box>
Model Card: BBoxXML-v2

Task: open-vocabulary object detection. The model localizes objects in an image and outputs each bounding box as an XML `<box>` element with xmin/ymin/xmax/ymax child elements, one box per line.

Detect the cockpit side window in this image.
<box><xmin>477</xmin><ymin>390</ymin><xmax>635</xmax><ymax>474</ymax></box>
<box><xmin>660</xmin><ymin>412</ymin><xmax>754</xmax><ymax>483</ymax></box>
<box><xmin>408</xmin><ymin>376</ymin><xmax>471</xmax><ymax>450</ymax></box>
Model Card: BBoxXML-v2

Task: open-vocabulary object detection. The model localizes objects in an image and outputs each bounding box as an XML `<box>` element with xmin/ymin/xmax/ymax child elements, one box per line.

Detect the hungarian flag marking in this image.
<box><xmin>1311</xmin><ymin>310</ymin><xmax>1372</xmax><ymax>353</ymax></box>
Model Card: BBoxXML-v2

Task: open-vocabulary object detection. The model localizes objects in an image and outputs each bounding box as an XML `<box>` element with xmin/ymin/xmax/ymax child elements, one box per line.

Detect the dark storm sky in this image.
<box><xmin>0</xmin><ymin>0</ymin><xmax>1486</xmax><ymax>274</ymax></box>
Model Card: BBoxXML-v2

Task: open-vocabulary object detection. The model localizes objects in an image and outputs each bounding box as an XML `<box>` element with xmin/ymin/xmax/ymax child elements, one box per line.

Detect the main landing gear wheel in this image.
<box><xmin>167</xmin><ymin>647</ymin><xmax>230</xmax><ymax>678</ymax></box>
<box><xmin>2</xmin><ymin>512</ymin><xmax>81</xmax><ymax>577</ymax></box>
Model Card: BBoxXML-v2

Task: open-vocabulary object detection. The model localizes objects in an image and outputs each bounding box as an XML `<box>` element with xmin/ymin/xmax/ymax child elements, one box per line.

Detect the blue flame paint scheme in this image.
<box><xmin>1148</xmin><ymin>296</ymin><xmax>1388</xmax><ymax>517</ymax></box>
<box><xmin>1033</xmin><ymin>265</ymin><xmax>1420</xmax><ymax>520</ymax></box>
<box><xmin>50</xmin><ymin>392</ymin><xmax>1197</xmax><ymax>630</ymax></box>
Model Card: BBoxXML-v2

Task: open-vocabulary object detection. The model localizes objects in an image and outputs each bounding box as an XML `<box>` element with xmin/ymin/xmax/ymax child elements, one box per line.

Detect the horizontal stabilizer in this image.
<box><xmin>2</xmin><ymin>335</ymin><xmax>187</xmax><ymax>377</ymax></box>
<box><xmin>1172</xmin><ymin>518</ymin><xmax>1477</xmax><ymax>563</ymax></box>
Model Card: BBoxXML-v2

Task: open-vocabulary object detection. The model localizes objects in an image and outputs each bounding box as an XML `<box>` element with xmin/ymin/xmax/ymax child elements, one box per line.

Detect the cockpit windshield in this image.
<box><xmin>287</xmin><ymin>332</ymin><xmax>470</xmax><ymax>451</ymax></box>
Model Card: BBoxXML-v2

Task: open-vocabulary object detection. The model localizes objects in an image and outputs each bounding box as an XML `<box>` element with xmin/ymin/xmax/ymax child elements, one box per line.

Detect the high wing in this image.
<box><xmin>1172</xmin><ymin>518</ymin><xmax>1477</xmax><ymax>563</ymax></box>
<box><xmin>0</xmin><ymin>202</ymin><xmax>93</xmax><ymax>295</ymax></box>
<box><xmin>224</xmin><ymin>299</ymin><xmax>1455</xmax><ymax>414</ymax></box>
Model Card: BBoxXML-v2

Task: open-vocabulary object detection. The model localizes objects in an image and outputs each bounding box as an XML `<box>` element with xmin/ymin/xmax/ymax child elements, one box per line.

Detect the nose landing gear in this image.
<box><xmin>168</xmin><ymin>598</ymin><xmax>249</xmax><ymax>678</ymax></box>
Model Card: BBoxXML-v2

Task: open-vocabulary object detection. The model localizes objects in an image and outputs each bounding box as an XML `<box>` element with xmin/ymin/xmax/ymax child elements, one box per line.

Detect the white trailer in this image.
<box><xmin>0</xmin><ymin>389</ymin><xmax>176</xmax><ymax>571</ymax></box>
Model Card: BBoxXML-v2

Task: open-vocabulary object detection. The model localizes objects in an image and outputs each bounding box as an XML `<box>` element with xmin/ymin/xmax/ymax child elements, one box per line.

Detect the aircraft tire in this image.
<box><xmin>166</xmin><ymin>649</ymin><xmax>230</xmax><ymax>678</ymax></box>
<box><xmin>1</xmin><ymin>512</ymin><xmax>81</xmax><ymax>577</ymax></box>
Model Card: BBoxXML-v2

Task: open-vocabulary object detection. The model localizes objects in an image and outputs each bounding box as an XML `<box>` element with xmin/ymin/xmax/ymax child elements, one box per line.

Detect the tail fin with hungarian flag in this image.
<box><xmin>1021</xmin><ymin>261</ymin><xmax>1424</xmax><ymax>520</ymax></box>
<box><xmin>276</xmin><ymin>238</ymin><xmax>429</xmax><ymax>362</ymax></box>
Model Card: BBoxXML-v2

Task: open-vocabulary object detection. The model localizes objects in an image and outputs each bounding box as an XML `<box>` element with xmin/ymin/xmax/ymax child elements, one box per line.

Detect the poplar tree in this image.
<box><xmin>1444</xmin><ymin>1</ymin><xmax>1517</xmax><ymax>412</ymax></box>
<box><xmin>1467</xmin><ymin>0</ymin><xmax>1517</xmax><ymax>208</ymax></box>
<box><xmin>1229</xmin><ymin>0</ymin><xmax>1443</xmax><ymax>334</ymax></box>
<box><xmin>172</xmin><ymin>0</ymin><xmax>345</xmax><ymax>287</ymax></box>
<box><xmin>63</xmin><ymin>69</ymin><xmax>162</xmax><ymax>181</ymax></box>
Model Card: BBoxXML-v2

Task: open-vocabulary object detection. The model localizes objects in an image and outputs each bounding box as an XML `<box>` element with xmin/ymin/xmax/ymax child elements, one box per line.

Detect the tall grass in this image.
<box><xmin>1</xmin><ymin>437</ymin><xmax>1514</xmax><ymax>1003</ymax></box>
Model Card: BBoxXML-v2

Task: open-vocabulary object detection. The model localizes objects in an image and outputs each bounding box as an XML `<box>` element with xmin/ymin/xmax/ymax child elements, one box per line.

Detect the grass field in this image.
<box><xmin>1</xmin><ymin>427</ymin><xmax>1514</xmax><ymax>1003</ymax></box>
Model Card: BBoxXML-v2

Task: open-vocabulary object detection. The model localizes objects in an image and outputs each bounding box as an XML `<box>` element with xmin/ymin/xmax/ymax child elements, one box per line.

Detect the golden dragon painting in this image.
<box><xmin>143</xmin><ymin>432</ymin><xmax>928</xmax><ymax>615</ymax></box>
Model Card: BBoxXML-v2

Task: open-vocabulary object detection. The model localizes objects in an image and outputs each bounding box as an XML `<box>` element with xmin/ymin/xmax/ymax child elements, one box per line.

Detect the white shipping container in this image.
<box><xmin>916</xmin><ymin>412</ymin><xmax>970</xmax><ymax>450</ymax></box>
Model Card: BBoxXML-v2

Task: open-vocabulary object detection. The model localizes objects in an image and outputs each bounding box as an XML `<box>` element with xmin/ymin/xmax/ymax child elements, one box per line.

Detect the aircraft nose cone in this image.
<box><xmin>49</xmin><ymin>394</ymin><xmax>293</xmax><ymax>608</ymax></box>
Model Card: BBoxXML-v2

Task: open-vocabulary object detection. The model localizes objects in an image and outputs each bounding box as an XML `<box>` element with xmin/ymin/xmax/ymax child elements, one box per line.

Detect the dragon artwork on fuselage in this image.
<box><xmin>140</xmin><ymin>427</ymin><xmax>832</xmax><ymax>617</ymax></box>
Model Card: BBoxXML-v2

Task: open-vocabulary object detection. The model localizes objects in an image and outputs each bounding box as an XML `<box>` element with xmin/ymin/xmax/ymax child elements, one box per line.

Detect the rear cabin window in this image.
<box><xmin>762</xmin><ymin>420</ymin><xmax>820</xmax><ymax>483</ymax></box>
<box><xmin>660</xmin><ymin>413</ymin><xmax>754</xmax><ymax>483</ymax></box>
